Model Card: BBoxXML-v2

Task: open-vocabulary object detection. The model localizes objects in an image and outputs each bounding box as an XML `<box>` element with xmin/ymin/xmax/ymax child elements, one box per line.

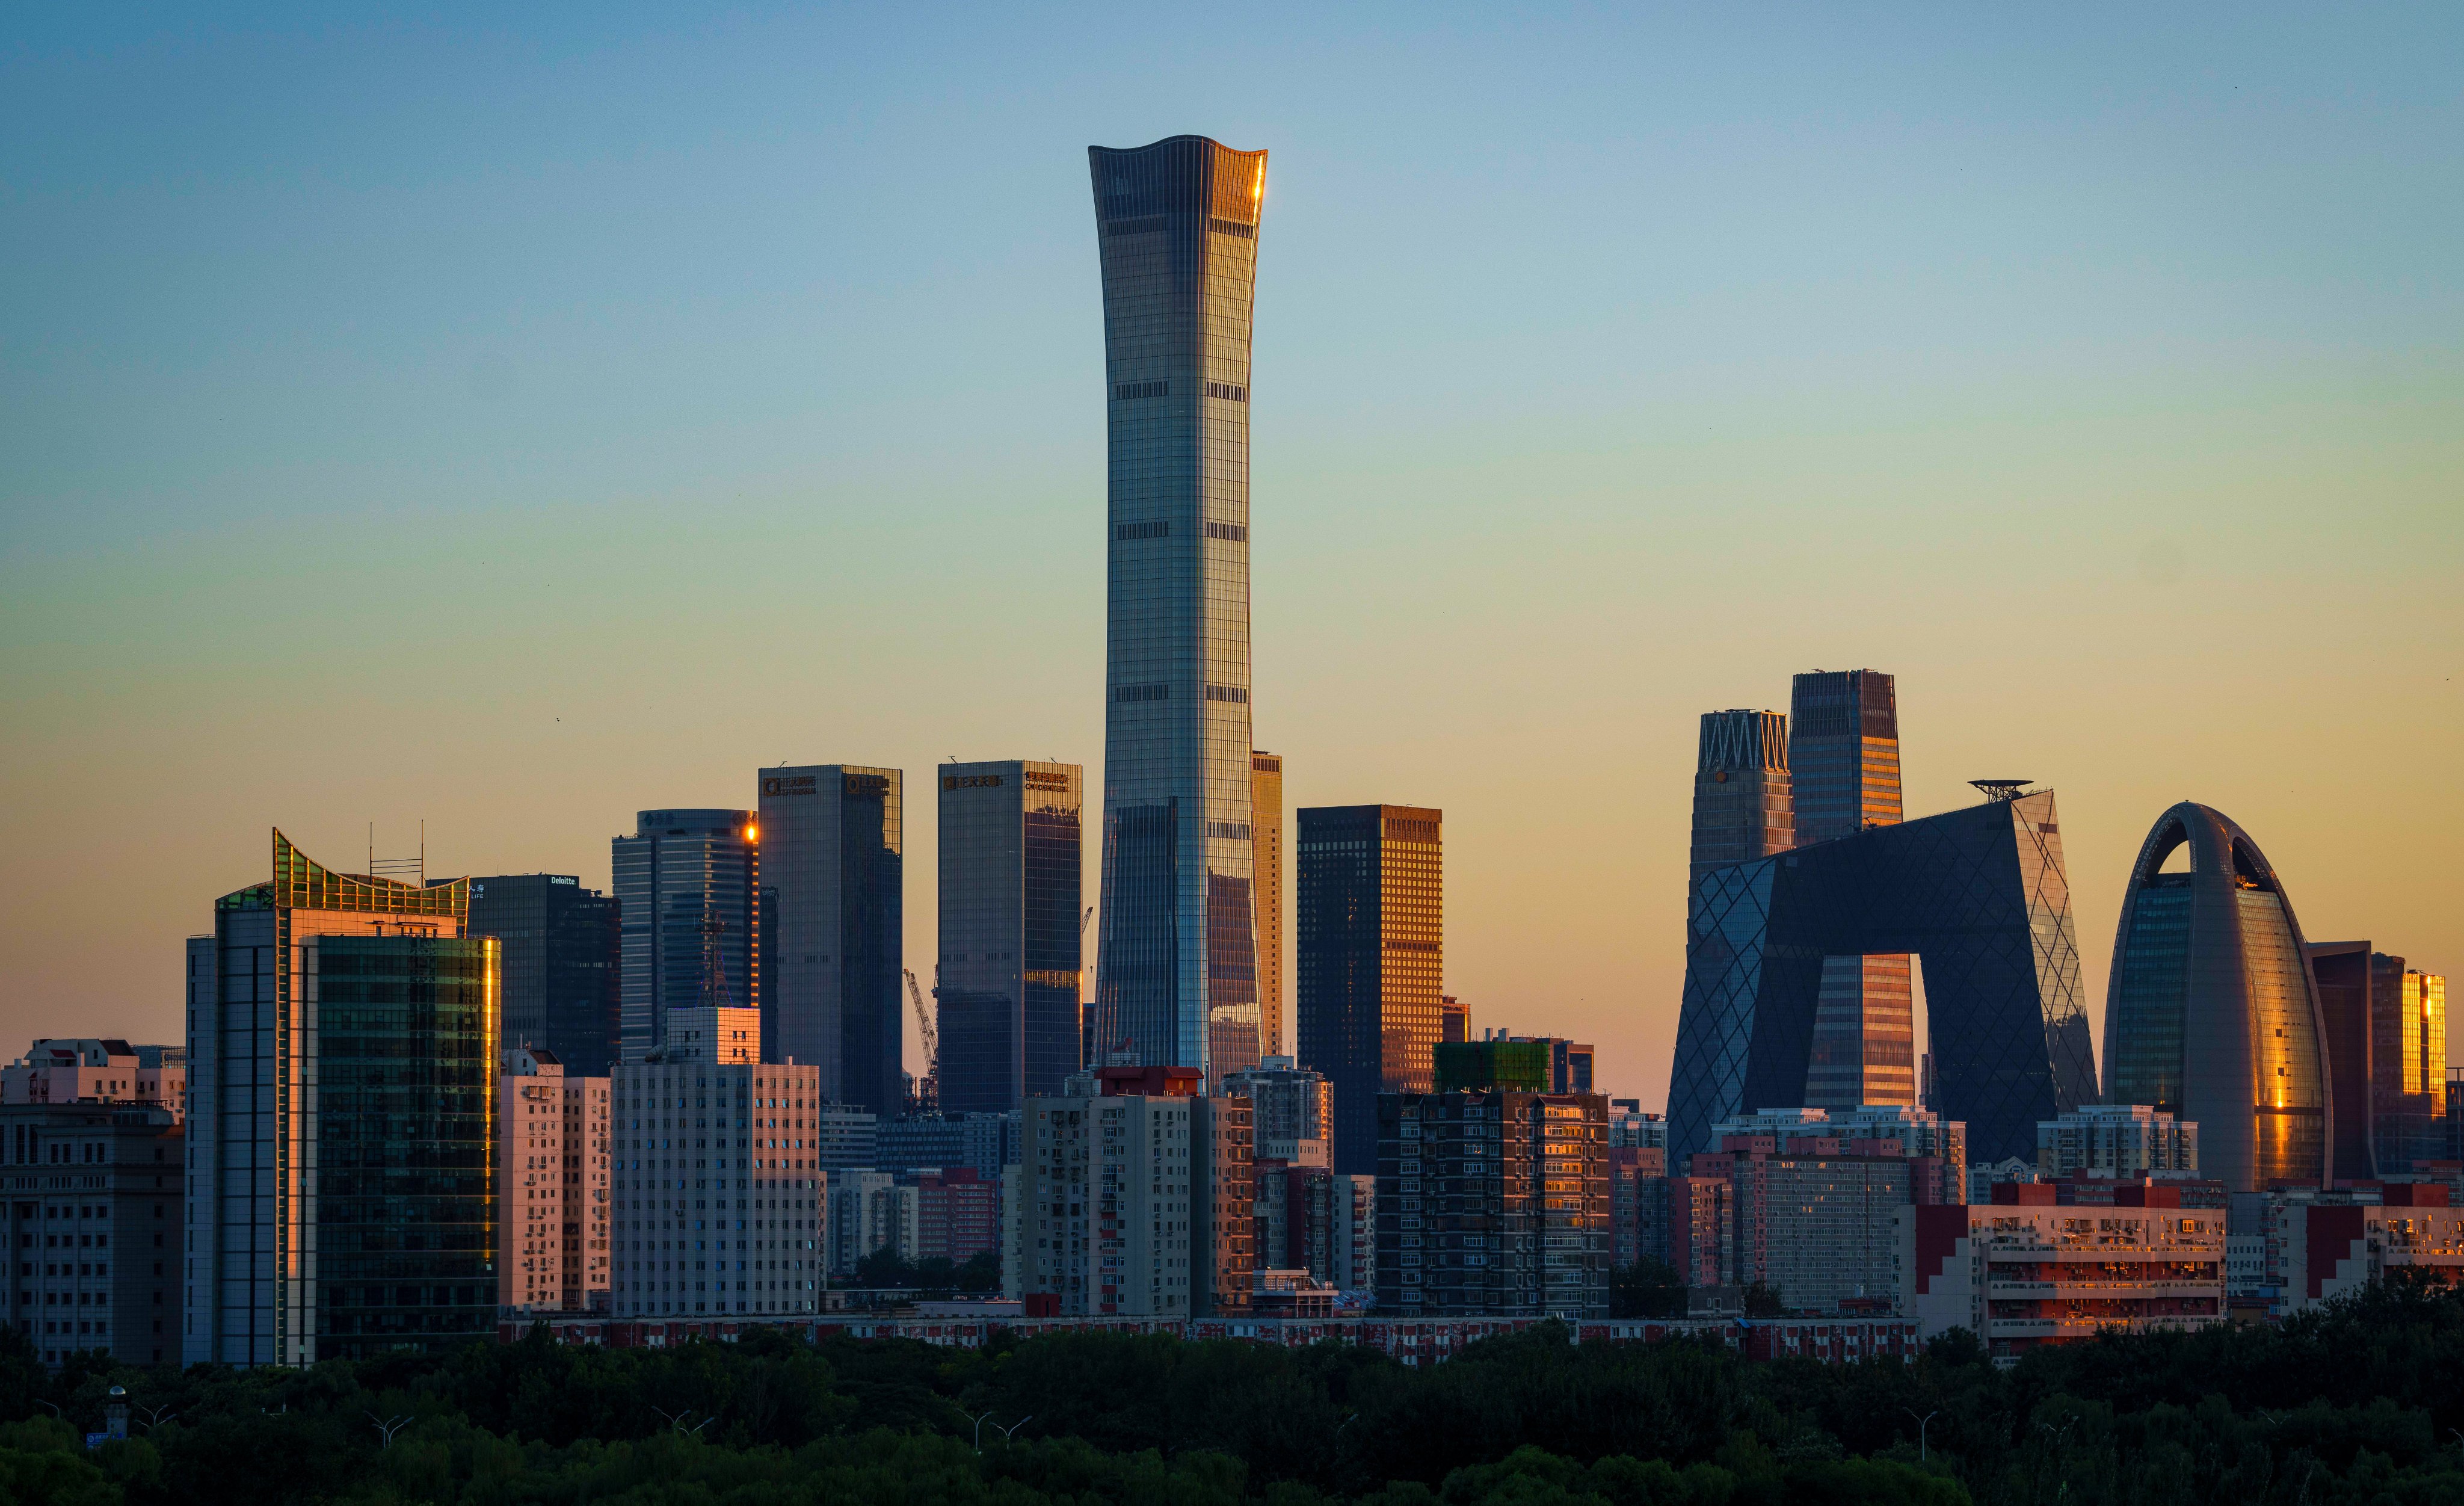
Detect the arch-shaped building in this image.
<box><xmin>2104</xmin><ymin>803</ymin><xmax>2331</xmax><ymax>1193</ymax></box>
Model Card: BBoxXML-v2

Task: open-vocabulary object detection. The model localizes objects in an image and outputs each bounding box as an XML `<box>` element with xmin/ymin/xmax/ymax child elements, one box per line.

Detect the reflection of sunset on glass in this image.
<box><xmin>1</xmin><ymin>5</ymin><xmax>2456</xmax><ymax>1129</ymax></box>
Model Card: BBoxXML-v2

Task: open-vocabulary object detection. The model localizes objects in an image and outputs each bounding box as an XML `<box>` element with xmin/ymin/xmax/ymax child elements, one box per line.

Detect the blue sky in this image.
<box><xmin>5</xmin><ymin>5</ymin><xmax>2459</xmax><ymax>1102</ymax></box>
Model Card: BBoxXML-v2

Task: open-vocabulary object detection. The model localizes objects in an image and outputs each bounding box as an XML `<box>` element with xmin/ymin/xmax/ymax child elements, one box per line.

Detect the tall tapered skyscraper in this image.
<box><xmin>1689</xmin><ymin>710</ymin><xmax>1793</xmax><ymax>879</ymax></box>
<box><xmin>1790</xmin><ymin>670</ymin><xmax>1916</xmax><ymax>1109</ymax></box>
<box><xmin>1088</xmin><ymin>135</ymin><xmax>1267</xmax><ymax>1082</ymax></box>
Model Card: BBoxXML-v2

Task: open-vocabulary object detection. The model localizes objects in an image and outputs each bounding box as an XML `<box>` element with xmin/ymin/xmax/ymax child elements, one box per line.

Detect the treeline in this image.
<box><xmin>8</xmin><ymin>1274</ymin><xmax>2464</xmax><ymax>1504</ymax></box>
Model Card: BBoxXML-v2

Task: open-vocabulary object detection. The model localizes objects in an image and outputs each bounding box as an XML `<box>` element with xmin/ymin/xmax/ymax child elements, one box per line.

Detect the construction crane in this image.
<box><xmin>903</xmin><ymin>968</ymin><xmax>938</xmax><ymax>1113</ymax></box>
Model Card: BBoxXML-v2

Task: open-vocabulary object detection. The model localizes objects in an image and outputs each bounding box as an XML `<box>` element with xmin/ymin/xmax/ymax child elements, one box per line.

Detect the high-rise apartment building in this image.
<box><xmin>0</xmin><ymin>1068</ymin><xmax>183</xmax><ymax>1367</ymax></box>
<box><xmin>1252</xmin><ymin>752</ymin><xmax>1286</xmax><ymax>1059</ymax></box>
<box><xmin>469</xmin><ymin>874</ymin><xmax>621</xmax><ymax>1078</ymax></box>
<box><xmin>611</xmin><ymin>810</ymin><xmax>757</xmax><ymax>1066</ymax></box>
<box><xmin>1693</xmin><ymin>1105</ymin><xmax>1966</xmax><ymax>1312</ymax></box>
<box><xmin>756</xmin><ymin>768</ymin><xmax>903</xmax><ymax>1114</ymax></box>
<box><xmin>1296</xmin><ymin>804</ymin><xmax>1443</xmax><ymax>1176</ymax></box>
<box><xmin>1789</xmin><ymin>670</ymin><xmax>1915</xmax><ymax>1111</ymax></box>
<box><xmin>2036</xmin><ymin>1104</ymin><xmax>2198</xmax><ymax>1181</ymax></box>
<box><xmin>1375</xmin><ymin>1085</ymin><xmax>1610</xmax><ymax>1319</ymax></box>
<box><xmin>185</xmin><ymin>832</ymin><xmax>499</xmax><ymax>1365</ymax></box>
<box><xmin>1221</xmin><ymin>1055</ymin><xmax>1332</xmax><ymax>1164</ymax></box>
<box><xmin>609</xmin><ymin>1059</ymin><xmax>824</xmax><ymax>1318</ymax></box>
<box><xmin>2105</xmin><ymin>803</ymin><xmax>2330</xmax><ymax>1193</ymax></box>
<box><xmin>1689</xmin><ymin>709</ymin><xmax>1793</xmax><ymax>878</ymax></box>
<box><xmin>497</xmin><ymin>1046</ymin><xmax>611</xmax><ymax>1315</ymax></box>
<box><xmin>1440</xmin><ymin>996</ymin><xmax>1469</xmax><ymax>1045</ymax></box>
<box><xmin>1009</xmin><ymin>1066</ymin><xmax>1253</xmax><ymax>1316</ymax></box>
<box><xmin>936</xmin><ymin>761</ymin><xmax>1084</xmax><ymax>1113</ymax></box>
<box><xmin>2308</xmin><ymin>943</ymin><xmax>2448</xmax><ymax>1176</ymax></box>
<box><xmin>1088</xmin><ymin>135</ymin><xmax>1268</xmax><ymax>1086</ymax></box>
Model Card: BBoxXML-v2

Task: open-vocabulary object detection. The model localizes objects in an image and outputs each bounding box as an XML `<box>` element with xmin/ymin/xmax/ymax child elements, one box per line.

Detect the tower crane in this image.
<box><xmin>903</xmin><ymin>968</ymin><xmax>938</xmax><ymax>1113</ymax></box>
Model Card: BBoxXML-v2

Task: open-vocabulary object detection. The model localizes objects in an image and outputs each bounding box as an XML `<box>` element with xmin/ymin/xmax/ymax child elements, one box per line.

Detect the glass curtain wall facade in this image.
<box><xmin>2103</xmin><ymin>803</ymin><xmax>2330</xmax><ymax>1193</ymax></box>
<box><xmin>1669</xmin><ymin>791</ymin><xmax>2095</xmax><ymax>1167</ymax></box>
<box><xmin>184</xmin><ymin>831</ymin><xmax>499</xmax><ymax>1366</ymax></box>
<box><xmin>1789</xmin><ymin>670</ymin><xmax>1915</xmax><ymax>1111</ymax></box>
<box><xmin>1252</xmin><ymin>751</ymin><xmax>1286</xmax><ymax>1060</ymax></box>
<box><xmin>1088</xmin><ymin>135</ymin><xmax>1267</xmax><ymax>1085</ymax></box>
<box><xmin>469</xmin><ymin>873</ymin><xmax>620</xmax><ymax>1078</ymax></box>
<box><xmin>937</xmin><ymin>761</ymin><xmax>1085</xmax><ymax>1114</ymax></box>
<box><xmin>1295</xmin><ymin>805</ymin><xmax>1443</xmax><ymax>1176</ymax></box>
<box><xmin>2306</xmin><ymin>944</ymin><xmax>2448</xmax><ymax>1177</ymax></box>
<box><xmin>756</xmin><ymin>769</ymin><xmax>904</xmax><ymax>1114</ymax></box>
<box><xmin>611</xmin><ymin>811</ymin><xmax>756</xmax><ymax>1066</ymax></box>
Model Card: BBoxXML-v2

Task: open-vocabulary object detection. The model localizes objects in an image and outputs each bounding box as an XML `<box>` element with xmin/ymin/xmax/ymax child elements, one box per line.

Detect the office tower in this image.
<box><xmin>611</xmin><ymin>810</ymin><xmax>757</xmax><ymax>1066</ymax></box>
<box><xmin>2037</xmin><ymin>1104</ymin><xmax>2198</xmax><ymax>1180</ymax></box>
<box><xmin>0</xmin><ymin>1061</ymin><xmax>183</xmax><ymax>1367</ymax></box>
<box><xmin>1375</xmin><ymin>1081</ymin><xmax>1609</xmax><ymax>1319</ymax></box>
<box><xmin>184</xmin><ymin>831</ymin><xmax>498</xmax><ymax>1365</ymax></box>
<box><xmin>2309</xmin><ymin>945</ymin><xmax>2448</xmax><ymax>1177</ymax></box>
<box><xmin>936</xmin><ymin>761</ymin><xmax>1085</xmax><ymax>1113</ymax></box>
<box><xmin>3</xmin><ymin>1038</ymin><xmax>184</xmax><ymax>1117</ymax></box>
<box><xmin>497</xmin><ymin>1046</ymin><xmax>611</xmax><ymax>1315</ymax></box>
<box><xmin>876</xmin><ymin>1111</ymin><xmax>1023</xmax><ymax>1182</ymax></box>
<box><xmin>757</xmin><ymin>767</ymin><xmax>903</xmax><ymax>1113</ymax></box>
<box><xmin>810</xmin><ymin>1104</ymin><xmax>881</xmax><ymax>1168</ymax></box>
<box><xmin>1221</xmin><ymin>1055</ymin><xmax>1332</xmax><ymax>1163</ymax></box>
<box><xmin>660</xmin><ymin>1006</ymin><xmax>759</xmax><ymax>1065</ymax></box>
<box><xmin>1252</xmin><ymin>751</ymin><xmax>1286</xmax><ymax>1059</ymax></box>
<box><xmin>1689</xmin><ymin>710</ymin><xmax>1794</xmax><ymax>878</ymax></box>
<box><xmin>1088</xmin><ymin>135</ymin><xmax>1268</xmax><ymax>1086</ymax></box>
<box><xmin>1671</xmin><ymin>788</ymin><xmax>2096</xmax><ymax>1167</ymax></box>
<box><xmin>469</xmin><ymin>874</ymin><xmax>621</xmax><ymax>1078</ymax></box>
<box><xmin>1789</xmin><ymin>671</ymin><xmax>1915</xmax><ymax>1111</ymax></box>
<box><xmin>1440</xmin><ymin>996</ymin><xmax>1469</xmax><ymax>1044</ymax></box>
<box><xmin>609</xmin><ymin>1059</ymin><xmax>823</xmax><ymax>1318</ymax></box>
<box><xmin>2105</xmin><ymin>803</ymin><xmax>2330</xmax><ymax>1194</ymax></box>
<box><xmin>1296</xmin><ymin>805</ymin><xmax>1443</xmax><ymax>1176</ymax></box>
<box><xmin>1010</xmin><ymin>1066</ymin><xmax>1252</xmax><ymax>1316</ymax></box>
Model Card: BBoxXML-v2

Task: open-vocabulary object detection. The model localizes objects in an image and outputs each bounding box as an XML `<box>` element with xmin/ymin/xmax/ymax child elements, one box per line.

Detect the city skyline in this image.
<box><xmin>5</xmin><ymin>9</ymin><xmax>2460</xmax><ymax>1112</ymax></box>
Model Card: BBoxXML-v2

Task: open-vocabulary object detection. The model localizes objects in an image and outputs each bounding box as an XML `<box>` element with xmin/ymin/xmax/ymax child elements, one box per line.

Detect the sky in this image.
<box><xmin>3</xmin><ymin>4</ymin><xmax>2459</xmax><ymax>1110</ymax></box>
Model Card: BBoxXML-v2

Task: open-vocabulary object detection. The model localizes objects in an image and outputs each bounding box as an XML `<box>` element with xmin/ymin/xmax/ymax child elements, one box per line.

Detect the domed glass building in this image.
<box><xmin>2104</xmin><ymin>803</ymin><xmax>2330</xmax><ymax>1193</ymax></box>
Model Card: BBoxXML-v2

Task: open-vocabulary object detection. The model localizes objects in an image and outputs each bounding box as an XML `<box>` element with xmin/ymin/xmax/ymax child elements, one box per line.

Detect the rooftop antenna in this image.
<box><xmin>1970</xmin><ymin>779</ymin><xmax>2033</xmax><ymax>803</ymax></box>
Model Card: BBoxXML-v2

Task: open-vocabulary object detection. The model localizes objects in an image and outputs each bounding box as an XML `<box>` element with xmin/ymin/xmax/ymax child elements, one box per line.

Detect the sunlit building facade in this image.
<box><xmin>1252</xmin><ymin>751</ymin><xmax>1286</xmax><ymax>1060</ymax></box>
<box><xmin>185</xmin><ymin>832</ymin><xmax>499</xmax><ymax>1365</ymax></box>
<box><xmin>1790</xmin><ymin>670</ymin><xmax>1915</xmax><ymax>1111</ymax></box>
<box><xmin>2104</xmin><ymin>803</ymin><xmax>2330</xmax><ymax>1193</ymax></box>
<box><xmin>2308</xmin><ymin>942</ymin><xmax>2448</xmax><ymax>1177</ymax></box>
<box><xmin>1088</xmin><ymin>135</ymin><xmax>1268</xmax><ymax>1085</ymax></box>
<box><xmin>1296</xmin><ymin>804</ymin><xmax>1443</xmax><ymax>1176</ymax></box>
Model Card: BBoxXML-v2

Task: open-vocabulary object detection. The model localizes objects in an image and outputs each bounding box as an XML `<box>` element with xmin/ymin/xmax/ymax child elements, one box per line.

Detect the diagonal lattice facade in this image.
<box><xmin>1668</xmin><ymin>791</ymin><xmax>2095</xmax><ymax>1165</ymax></box>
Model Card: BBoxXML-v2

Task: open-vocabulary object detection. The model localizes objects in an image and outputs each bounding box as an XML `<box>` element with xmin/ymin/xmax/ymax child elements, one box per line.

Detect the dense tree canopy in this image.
<box><xmin>8</xmin><ymin>1273</ymin><xmax>2464</xmax><ymax>1503</ymax></box>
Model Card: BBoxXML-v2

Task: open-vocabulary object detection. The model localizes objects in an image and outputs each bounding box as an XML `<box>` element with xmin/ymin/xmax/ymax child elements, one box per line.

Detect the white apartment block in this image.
<box><xmin>2036</xmin><ymin>1104</ymin><xmax>2198</xmax><ymax>1180</ymax></box>
<box><xmin>609</xmin><ymin>1060</ymin><xmax>823</xmax><ymax>1318</ymax></box>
